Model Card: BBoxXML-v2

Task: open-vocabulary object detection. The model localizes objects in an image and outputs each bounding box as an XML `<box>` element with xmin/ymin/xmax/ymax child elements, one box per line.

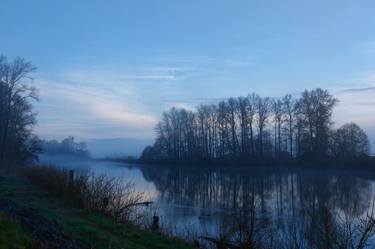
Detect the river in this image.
<box><xmin>40</xmin><ymin>155</ymin><xmax>375</xmax><ymax>247</ymax></box>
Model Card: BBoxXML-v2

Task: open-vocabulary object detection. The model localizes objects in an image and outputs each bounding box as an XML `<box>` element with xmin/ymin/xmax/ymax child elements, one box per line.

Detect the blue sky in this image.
<box><xmin>1</xmin><ymin>0</ymin><xmax>375</xmax><ymax>144</ymax></box>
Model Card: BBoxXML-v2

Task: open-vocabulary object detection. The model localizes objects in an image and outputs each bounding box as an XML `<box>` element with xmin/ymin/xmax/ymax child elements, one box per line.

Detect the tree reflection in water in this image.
<box><xmin>139</xmin><ymin>165</ymin><xmax>375</xmax><ymax>248</ymax></box>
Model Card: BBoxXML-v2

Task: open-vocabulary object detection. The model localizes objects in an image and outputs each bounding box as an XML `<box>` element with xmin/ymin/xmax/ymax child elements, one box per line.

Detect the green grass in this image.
<box><xmin>0</xmin><ymin>212</ymin><xmax>35</xmax><ymax>249</ymax></box>
<box><xmin>0</xmin><ymin>172</ymin><xmax>193</xmax><ymax>249</ymax></box>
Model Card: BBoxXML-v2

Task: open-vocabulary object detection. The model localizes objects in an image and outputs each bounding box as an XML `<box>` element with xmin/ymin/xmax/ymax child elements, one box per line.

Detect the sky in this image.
<box><xmin>1</xmin><ymin>0</ymin><xmax>375</xmax><ymax>146</ymax></box>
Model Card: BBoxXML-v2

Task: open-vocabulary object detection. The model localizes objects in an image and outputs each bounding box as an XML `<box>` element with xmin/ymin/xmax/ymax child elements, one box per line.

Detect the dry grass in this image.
<box><xmin>26</xmin><ymin>165</ymin><xmax>147</xmax><ymax>223</ymax></box>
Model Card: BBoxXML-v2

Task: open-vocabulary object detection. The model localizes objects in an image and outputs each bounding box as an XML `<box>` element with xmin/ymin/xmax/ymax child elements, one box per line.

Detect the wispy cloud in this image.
<box><xmin>34</xmin><ymin>74</ymin><xmax>158</xmax><ymax>140</ymax></box>
<box><xmin>337</xmin><ymin>86</ymin><xmax>375</xmax><ymax>93</ymax></box>
<box><xmin>33</xmin><ymin>56</ymin><xmax>255</xmax><ymax>140</ymax></box>
<box><xmin>332</xmin><ymin>72</ymin><xmax>375</xmax><ymax>149</ymax></box>
<box><xmin>164</xmin><ymin>101</ymin><xmax>196</xmax><ymax>111</ymax></box>
<box><xmin>123</xmin><ymin>75</ymin><xmax>180</xmax><ymax>81</ymax></box>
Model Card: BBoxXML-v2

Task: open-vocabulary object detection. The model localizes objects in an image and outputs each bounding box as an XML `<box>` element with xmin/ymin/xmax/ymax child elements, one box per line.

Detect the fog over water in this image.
<box><xmin>84</xmin><ymin>138</ymin><xmax>153</xmax><ymax>158</ymax></box>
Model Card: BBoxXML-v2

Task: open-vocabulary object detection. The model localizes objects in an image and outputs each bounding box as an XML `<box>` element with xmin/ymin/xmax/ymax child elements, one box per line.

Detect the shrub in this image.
<box><xmin>26</xmin><ymin>165</ymin><xmax>147</xmax><ymax>223</ymax></box>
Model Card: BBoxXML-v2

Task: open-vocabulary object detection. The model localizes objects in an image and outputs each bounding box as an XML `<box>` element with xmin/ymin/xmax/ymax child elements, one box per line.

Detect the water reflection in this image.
<box><xmin>140</xmin><ymin>166</ymin><xmax>374</xmax><ymax>216</ymax></box>
<box><xmin>40</xmin><ymin>156</ymin><xmax>375</xmax><ymax>247</ymax></box>
<box><xmin>138</xmin><ymin>165</ymin><xmax>375</xmax><ymax>247</ymax></box>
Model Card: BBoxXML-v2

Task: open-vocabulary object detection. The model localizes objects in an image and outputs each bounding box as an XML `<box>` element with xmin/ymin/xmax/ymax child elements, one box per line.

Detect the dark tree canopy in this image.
<box><xmin>296</xmin><ymin>88</ymin><xmax>338</xmax><ymax>159</ymax></box>
<box><xmin>329</xmin><ymin>123</ymin><xmax>370</xmax><ymax>159</ymax></box>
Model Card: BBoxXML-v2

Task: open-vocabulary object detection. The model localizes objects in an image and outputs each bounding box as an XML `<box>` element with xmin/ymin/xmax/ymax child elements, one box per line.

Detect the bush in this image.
<box><xmin>26</xmin><ymin>165</ymin><xmax>147</xmax><ymax>223</ymax></box>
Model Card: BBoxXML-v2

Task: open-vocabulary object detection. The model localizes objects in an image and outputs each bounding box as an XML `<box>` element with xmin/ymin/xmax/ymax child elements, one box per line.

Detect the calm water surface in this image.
<box><xmin>41</xmin><ymin>156</ymin><xmax>375</xmax><ymax>246</ymax></box>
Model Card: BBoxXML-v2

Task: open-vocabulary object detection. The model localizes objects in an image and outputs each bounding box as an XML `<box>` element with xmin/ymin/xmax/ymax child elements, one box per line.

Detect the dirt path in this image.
<box><xmin>0</xmin><ymin>199</ymin><xmax>87</xmax><ymax>249</ymax></box>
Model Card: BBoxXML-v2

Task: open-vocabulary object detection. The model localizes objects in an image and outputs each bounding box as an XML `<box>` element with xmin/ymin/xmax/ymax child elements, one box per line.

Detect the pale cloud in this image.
<box><xmin>155</xmin><ymin>55</ymin><xmax>253</xmax><ymax>75</ymax></box>
<box><xmin>332</xmin><ymin>73</ymin><xmax>375</xmax><ymax>150</ymax></box>
<box><xmin>334</xmin><ymin>87</ymin><xmax>375</xmax><ymax>128</ymax></box>
<box><xmin>34</xmin><ymin>73</ymin><xmax>158</xmax><ymax>140</ymax></box>
<box><xmin>32</xmin><ymin>56</ymin><xmax>263</xmax><ymax>140</ymax></box>
<box><xmin>123</xmin><ymin>75</ymin><xmax>179</xmax><ymax>81</ymax></box>
<box><xmin>61</xmin><ymin>65</ymin><xmax>187</xmax><ymax>85</ymax></box>
<box><xmin>69</xmin><ymin>92</ymin><xmax>157</xmax><ymax>127</ymax></box>
<box><xmin>342</xmin><ymin>71</ymin><xmax>375</xmax><ymax>88</ymax></box>
<box><xmin>165</xmin><ymin>101</ymin><xmax>196</xmax><ymax>111</ymax></box>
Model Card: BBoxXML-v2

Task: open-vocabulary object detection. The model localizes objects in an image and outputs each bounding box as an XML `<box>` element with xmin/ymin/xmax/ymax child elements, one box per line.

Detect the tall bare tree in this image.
<box><xmin>255</xmin><ymin>95</ymin><xmax>271</xmax><ymax>158</ymax></box>
<box><xmin>282</xmin><ymin>94</ymin><xmax>296</xmax><ymax>158</ymax></box>
<box><xmin>0</xmin><ymin>55</ymin><xmax>38</xmax><ymax>166</ymax></box>
<box><xmin>272</xmin><ymin>99</ymin><xmax>283</xmax><ymax>157</ymax></box>
<box><xmin>296</xmin><ymin>88</ymin><xmax>338</xmax><ymax>159</ymax></box>
<box><xmin>247</xmin><ymin>93</ymin><xmax>257</xmax><ymax>157</ymax></box>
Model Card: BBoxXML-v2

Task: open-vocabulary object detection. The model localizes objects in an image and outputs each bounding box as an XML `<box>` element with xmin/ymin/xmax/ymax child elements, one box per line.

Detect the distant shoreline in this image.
<box><xmin>106</xmin><ymin>156</ymin><xmax>375</xmax><ymax>171</ymax></box>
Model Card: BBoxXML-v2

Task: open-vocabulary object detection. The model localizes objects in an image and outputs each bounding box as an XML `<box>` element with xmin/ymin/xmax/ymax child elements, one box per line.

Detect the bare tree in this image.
<box><xmin>272</xmin><ymin>99</ymin><xmax>284</xmax><ymax>158</ymax></box>
<box><xmin>296</xmin><ymin>88</ymin><xmax>338</xmax><ymax>159</ymax></box>
<box><xmin>0</xmin><ymin>55</ymin><xmax>38</xmax><ymax>166</ymax></box>
<box><xmin>247</xmin><ymin>93</ymin><xmax>257</xmax><ymax>157</ymax></box>
<box><xmin>255</xmin><ymin>95</ymin><xmax>271</xmax><ymax>158</ymax></box>
<box><xmin>142</xmin><ymin>88</ymin><xmax>371</xmax><ymax>165</ymax></box>
<box><xmin>282</xmin><ymin>94</ymin><xmax>297</xmax><ymax>158</ymax></box>
<box><xmin>228</xmin><ymin>98</ymin><xmax>239</xmax><ymax>157</ymax></box>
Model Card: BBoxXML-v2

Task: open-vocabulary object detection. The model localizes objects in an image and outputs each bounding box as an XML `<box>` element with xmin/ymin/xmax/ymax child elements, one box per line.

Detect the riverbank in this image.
<box><xmin>0</xmin><ymin>169</ymin><xmax>194</xmax><ymax>249</ymax></box>
<box><xmin>110</xmin><ymin>156</ymin><xmax>375</xmax><ymax>171</ymax></box>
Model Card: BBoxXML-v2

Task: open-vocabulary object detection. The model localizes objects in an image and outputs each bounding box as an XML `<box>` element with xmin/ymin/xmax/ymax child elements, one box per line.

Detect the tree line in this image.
<box><xmin>41</xmin><ymin>136</ymin><xmax>90</xmax><ymax>158</ymax></box>
<box><xmin>142</xmin><ymin>88</ymin><xmax>371</xmax><ymax>163</ymax></box>
<box><xmin>0</xmin><ymin>55</ymin><xmax>40</xmax><ymax>166</ymax></box>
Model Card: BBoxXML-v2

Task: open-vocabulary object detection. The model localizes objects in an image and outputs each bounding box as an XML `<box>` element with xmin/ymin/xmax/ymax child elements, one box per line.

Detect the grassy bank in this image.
<box><xmin>0</xmin><ymin>212</ymin><xmax>35</xmax><ymax>249</ymax></box>
<box><xmin>0</xmin><ymin>170</ymin><xmax>193</xmax><ymax>249</ymax></box>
